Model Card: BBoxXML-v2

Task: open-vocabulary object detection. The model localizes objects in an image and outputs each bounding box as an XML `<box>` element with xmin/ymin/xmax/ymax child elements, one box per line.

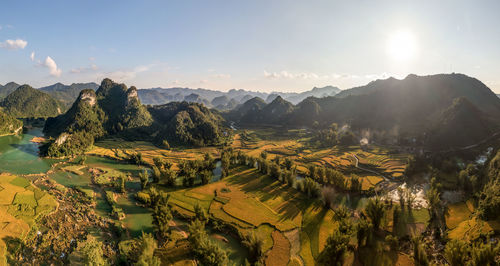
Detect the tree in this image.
<box><xmin>470</xmin><ymin>240</ymin><xmax>499</xmax><ymax>266</ymax></box>
<box><xmin>80</xmin><ymin>155</ymin><xmax>87</xmax><ymax>165</ymax></box>
<box><xmin>200</xmin><ymin>169</ymin><xmax>212</xmax><ymax>185</ymax></box>
<box><xmin>444</xmin><ymin>239</ymin><xmax>469</xmax><ymax>266</ymax></box>
<box><xmin>118</xmin><ymin>176</ymin><xmax>126</xmax><ymax>193</ymax></box>
<box><xmin>356</xmin><ymin>218</ymin><xmax>373</xmax><ymax>248</ymax></box>
<box><xmin>161</xmin><ymin>168</ymin><xmax>177</xmax><ymax>187</ymax></box>
<box><xmin>136</xmin><ymin>232</ymin><xmax>160</xmax><ymax>266</ymax></box>
<box><xmin>194</xmin><ymin>203</ymin><xmax>209</xmax><ymax>224</ymax></box>
<box><xmin>260</xmin><ymin>151</ymin><xmax>267</xmax><ymax>160</ymax></box>
<box><xmin>81</xmin><ymin>235</ymin><xmax>106</xmax><ymax>266</ymax></box>
<box><xmin>365</xmin><ymin>197</ymin><xmax>385</xmax><ymax>230</ymax></box>
<box><xmin>183</xmin><ymin>167</ymin><xmax>196</xmax><ymax>187</ymax></box>
<box><xmin>152</xmin><ymin>204</ymin><xmax>172</xmax><ymax>242</ymax></box>
<box><xmin>242</xmin><ymin>232</ymin><xmax>264</xmax><ymax>264</ymax></box>
<box><xmin>412</xmin><ymin>236</ymin><xmax>429</xmax><ymax>266</ymax></box>
<box><xmin>317</xmin><ymin>231</ymin><xmax>350</xmax><ymax>266</ymax></box>
<box><xmin>151</xmin><ymin>165</ymin><xmax>161</xmax><ymax>183</ymax></box>
<box><xmin>139</xmin><ymin>169</ymin><xmax>149</xmax><ymax>190</ymax></box>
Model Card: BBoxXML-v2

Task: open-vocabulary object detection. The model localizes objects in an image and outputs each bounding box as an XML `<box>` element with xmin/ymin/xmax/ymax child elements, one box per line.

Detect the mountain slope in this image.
<box><xmin>0</xmin><ymin>82</ymin><xmax>21</xmax><ymax>99</ymax></box>
<box><xmin>43</xmin><ymin>79</ymin><xmax>225</xmax><ymax>157</ymax></box>
<box><xmin>1</xmin><ymin>85</ymin><xmax>64</xmax><ymax>118</ymax></box>
<box><xmin>0</xmin><ymin>109</ymin><xmax>22</xmax><ymax>135</ymax></box>
<box><xmin>40</xmin><ymin>82</ymin><xmax>99</xmax><ymax>107</ymax></box>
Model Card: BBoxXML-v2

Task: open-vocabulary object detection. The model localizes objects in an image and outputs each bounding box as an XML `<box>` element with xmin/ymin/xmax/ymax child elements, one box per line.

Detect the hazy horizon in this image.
<box><xmin>1</xmin><ymin>1</ymin><xmax>500</xmax><ymax>93</ymax></box>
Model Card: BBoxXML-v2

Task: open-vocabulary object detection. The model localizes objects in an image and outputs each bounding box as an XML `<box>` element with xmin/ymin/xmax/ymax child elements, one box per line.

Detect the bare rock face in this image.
<box><xmin>55</xmin><ymin>133</ymin><xmax>69</xmax><ymax>146</ymax></box>
<box><xmin>78</xmin><ymin>90</ymin><xmax>96</xmax><ymax>106</ymax></box>
<box><xmin>126</xmin><ymin>86</ymin><xmax>139</xmax><ymax>106</ymax></box>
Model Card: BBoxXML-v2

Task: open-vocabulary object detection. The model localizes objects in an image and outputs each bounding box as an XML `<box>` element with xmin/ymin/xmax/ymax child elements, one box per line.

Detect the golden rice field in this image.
<box><xmin>230</xmin><ymin>130</ymin><xmax>409</xmax><ymax>182</ymax></box>
<box><xmin>88</xmin><ymin>138</ymin><xmax>220</xmax><ymax>169</ymax></box>
<box><xmin>161</xmin><ymin>166</ymin><xmax>339</xmax><ymax>265</ymax></box>
<box><xmin>0</xmin><ymin>174</ymin><xmax>57</xmax><ymax>265</ymax></box>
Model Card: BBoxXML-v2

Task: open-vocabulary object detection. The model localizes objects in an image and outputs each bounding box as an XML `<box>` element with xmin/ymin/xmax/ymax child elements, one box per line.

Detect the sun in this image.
<box><xmin>386</xmin><ymin>30</ymin><xmax>417</xmax><ymax>62</ymax></box>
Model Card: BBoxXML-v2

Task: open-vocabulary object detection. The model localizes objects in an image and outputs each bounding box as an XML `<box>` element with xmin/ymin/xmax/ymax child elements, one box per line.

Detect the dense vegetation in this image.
<box><xmin>42</xmin><ymin>79</ymin><xmax>225</xmax><ymax>157</ymax></box>
<box><xmin>0</xmin><ymin>85</ymin><xmax>64</xmax><ymax>118</ymax></box>
<box><xmin>0</xmin><ymin>108</ymin><xmax>22</xmax><ymax>135</ymax></box>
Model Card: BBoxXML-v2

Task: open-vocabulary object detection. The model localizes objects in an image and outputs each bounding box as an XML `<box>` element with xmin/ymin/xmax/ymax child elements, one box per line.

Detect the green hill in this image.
<box><xmin>42</xmin><ymin>79</ymin><xmax>224</xmax><ymax>157</ymax></box>
<box><xmin>0</xmin><ymin>85</ymin><xmax>64</xmax><ymax>118</ymax></box>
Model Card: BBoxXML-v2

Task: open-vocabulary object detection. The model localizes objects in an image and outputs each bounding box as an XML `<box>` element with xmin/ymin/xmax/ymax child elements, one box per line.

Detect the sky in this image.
<box><xmin>1</xmin><ymin>0</ymin><xmax>500</xmax><ymax>93</ymax></box>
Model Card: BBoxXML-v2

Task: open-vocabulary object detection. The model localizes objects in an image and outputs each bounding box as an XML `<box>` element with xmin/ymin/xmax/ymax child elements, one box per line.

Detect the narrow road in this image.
<box><xmin>349</xmin><ymin>153</ymin><xmax>400</xmax><ymax>193</ymax></box>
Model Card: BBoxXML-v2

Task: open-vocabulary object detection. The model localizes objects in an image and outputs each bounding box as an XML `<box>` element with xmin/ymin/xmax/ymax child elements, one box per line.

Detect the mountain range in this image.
<box><xmin>227</xmin><ymin>73</ymin><xmax>500</xmax><ymax>149</ymax></box>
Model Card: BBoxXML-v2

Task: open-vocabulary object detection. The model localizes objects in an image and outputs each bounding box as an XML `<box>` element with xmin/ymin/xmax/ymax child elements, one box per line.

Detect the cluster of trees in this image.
<box><xmin>311</xmin><ymin>123</ymin><xmax>357</xmax><ymax>147</ymax></box>
<box><xmin>318</xmin><ymin>197</ymin><xmax>388</xmax><ymax>265</ymax></box>
<box><xmin>444</xmin><ymin>238</ymin><xmax>499</xmax><ymax>266</ymax></box>
<box><xmin>187</xmin><ymin>217</ymin><xmax>228</xmax><ymax>265</ymax></box>
<box><xmin>477</xmin><ymin>149</ymin><xmax>500</xmax><ymax>220</ymax></box>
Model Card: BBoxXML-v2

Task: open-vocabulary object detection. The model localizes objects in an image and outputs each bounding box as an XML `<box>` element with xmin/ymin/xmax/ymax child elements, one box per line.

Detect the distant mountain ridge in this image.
<box><xmin>138</xmin><ymin>85</ymin><xmax>341</xmax><ymax>108</ymax></box>
<box><xmin>227</xmin><ymin>73</ymin><xmax>500</xmax><ymax>149</ymax></box>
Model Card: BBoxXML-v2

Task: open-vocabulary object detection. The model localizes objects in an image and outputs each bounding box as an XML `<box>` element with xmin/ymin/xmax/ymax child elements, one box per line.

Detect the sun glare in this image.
<box><xmin>386</xmin><ymin>30</ymin><xmax>417</xmax><ymax>62</ymax></box>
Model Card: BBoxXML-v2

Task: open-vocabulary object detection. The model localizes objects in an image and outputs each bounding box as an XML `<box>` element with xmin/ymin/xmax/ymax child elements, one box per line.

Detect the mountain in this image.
<box><xmin>0</xmin><ymin>82</ymin><xmax>21</xmax><ymax>99</ymax></box>
<box><xmin>230</xmin><ymin>73</ymin><xmax>500</xmax><ymax>149</ymax></box>
<box><xmin>137</xmin><ymin>85</ymin><xmax>341</xmax><ymax>108</ymax></box>
<box><xmin>227</xmin><ymin>96</ymin><xmax>294</xmax><ymax>124</ymax></box>
<box><xmin>148</xmin><ymin>102</ymin><xmax>225</xmax><ymax>146</ymax></box>
<box><xmin>39</xmin><ymin>82</ymin><xmax>99</xmax><ymax>107</ymax></box>
<box><xmin>43</xmin><ymin>78</ymin><xmax>224</xmax><ymax>157</ymax></box>
<box><xmin>428</xmin><ymin>97</ymin><xmax>495</xmax><ymax>148</ymax></box>
<box><xmin>0</xmin><ymin>85</ymin><xmax>65</xmax><ymax>118</ymax></box>
<box><xmin>285</xmin><ymin>85</ymin><xmax>341</xmax><ymax>104</ymax></box>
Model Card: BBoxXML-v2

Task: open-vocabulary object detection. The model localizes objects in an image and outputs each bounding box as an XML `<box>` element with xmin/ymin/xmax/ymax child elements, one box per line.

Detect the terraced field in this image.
<box><xmin>162</xmin><ymin>166</ymin><xmax>338</xmax><ymax>265</ymax></box>
<box><xmin>88</xmin><ymin>138</ymin><xmax>220</xmax><ymax>169</ymax></box>
<box><xmin>0</xmin><ymin>174</ymin><xmax>58</xmax><ymax>265</ymax></box>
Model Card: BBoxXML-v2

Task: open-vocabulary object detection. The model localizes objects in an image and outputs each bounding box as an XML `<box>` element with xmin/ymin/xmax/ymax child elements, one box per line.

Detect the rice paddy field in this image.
<box><xmin>88</xmin><ymin>138</ymin><xmax>220</xmax><ymax>170</ymax></box>
<box><xmin>230</xmin><ymin>128</ymin><xmax>410</xmax><ymax>191</ymax></box>
<box><xmin>0</xmin><ymin>173</ymin><xmax>57</xmax><ymax>265</ymax></box>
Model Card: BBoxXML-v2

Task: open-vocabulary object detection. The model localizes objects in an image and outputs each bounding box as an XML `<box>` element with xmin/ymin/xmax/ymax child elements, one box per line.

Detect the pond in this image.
<box><xmin>0</xmin><ymin>128</ymin><xmax>60</xmax><ymax>175</ymax></box>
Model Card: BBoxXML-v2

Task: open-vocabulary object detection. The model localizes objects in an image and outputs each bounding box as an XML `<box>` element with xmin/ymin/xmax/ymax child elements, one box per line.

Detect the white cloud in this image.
<box><xmin>212</xmin><ymin>74</ymin><xmax>231</xmax><ymax>79</ymax></box>
<box><xmin>0</xmin><ymin>39</ymin><xmax>28</xmax><ymax>50</ymax></box>
<box><xmin>264</xmin><ymin>70</ymin><xmax>321</xmax><ymax>80</ymax></box>
<box><xmin>100</xmin><ymin>65</ymin><xmax>151</xmax><ymax>81</ymax></box>
<box><xmin>30</xmin><ymin>51</ymin><xmax>35</xmax><ymax>61</ymax></box>
<box><xmin>44</xmin><ymin>56</ymin><xmax>62</xmax><ymax>77</ymax></box>
<box><xmin>71</xmin><ymin>64</ymin><xmax>98</xmax><ymax>74</ymax></box>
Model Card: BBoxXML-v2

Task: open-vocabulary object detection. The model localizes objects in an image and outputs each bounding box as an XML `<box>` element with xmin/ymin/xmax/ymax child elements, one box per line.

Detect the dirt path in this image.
<box><xmin>169</xmin><ymin>220</ymin><xmax>188</xmax><ymax>238</ymax></box>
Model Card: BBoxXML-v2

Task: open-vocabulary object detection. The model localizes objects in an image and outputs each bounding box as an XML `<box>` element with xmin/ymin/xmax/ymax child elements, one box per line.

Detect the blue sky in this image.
<box><xmin>1</xmin><ymin>0</ymin><xmax>500</xmax><ymax>92</ymax></box>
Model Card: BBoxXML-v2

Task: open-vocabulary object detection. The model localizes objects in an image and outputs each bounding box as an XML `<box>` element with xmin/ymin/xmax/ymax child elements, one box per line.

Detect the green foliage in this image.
<box><xmin>187</xmin><ymin>219</ymin><xmax>228</xmax><ymax>266</ymax></box>
<box><xmin>0</xmin><ymin>108</ymin><xmax>22</xmax><ymax>135</ymax></box>
<box><xmin>1</xmin><ymin>85</ymin><xmax>64</xmax><ymax>118</ymax></box>
<box><xmin>242</xmin><ymin>232</ymin><xmax>264</xmax><ymax>264</ymax></box>
<box><xmin>296</xmin><ymin>177</ymin><xmax>321</xmax><ymax>198</ymax></box>
<box><xmin>148</xmin><ymin>101</ymin><xmax>225</xmax><ymax>147</ymax></box>
<box><xmin>152</xmin><ymin>204</ymin><xmax>172</xmax><ymax>241</ymax></box>
<box><xmin>469</xmin><ymin>240</ymin><xmax>499</xmax><ymax>266</ymax></box>
<box><xmin>317</xmin><ymin>230</ymin><xmax>350</xmax><ymax>266</ymax></box>
<box><xmin>136</xmin><ymin>232</ymin><xmax>160</xmax><ymax>266</ymax></box>
<box><xmin>139</xmin><ymin>169</ymin><xmax>149</xmax><ymax>190</ymax></box>
<box><xmin>412</xmin><ymin>236</ymin><xmax>429</xmax><ymax>266</ymax></box>
<box><xmin>365</xmin><ymin>197</ymin><xmax>385</xmax><ymax>230</ymax></box>
<box><xmin>81</xmin><ymin>235</ymin><xmax>107</xmax><ymax>266</ymax></box>
<box><xmin>444</xmin><ymin>240</ymin><xmax>469</xmax><ymax>266</ymax></box>
<box><xmin>194</xmin><ymin>202</ymin><xmax>209</xmax><ymax>224</ymax></box>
